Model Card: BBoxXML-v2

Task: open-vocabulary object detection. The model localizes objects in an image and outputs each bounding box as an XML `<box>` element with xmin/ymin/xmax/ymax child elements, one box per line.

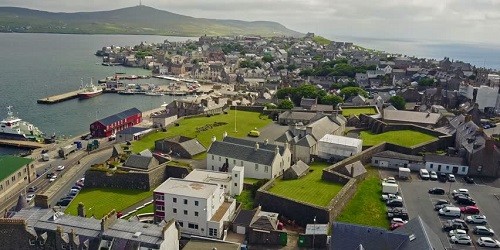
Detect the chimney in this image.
<box><xmin>77</xmin><ymin>203</ymin><xmax>86</xmax><ymax>217</ymax></box>
<box><xmin>211</xmin><ymin>135</ymin><xmax>217</xmax><ymax>142</ymax></box>
<box><xmin>100</xmin><ymin>210</ymin><xmax>118</xmax><ymax>232</ymax></box>
<box><xmin>223</xmin><ymin>131</ymin><xmax>227</xmax><ymax>138</ymax></box>
<box><xmin>275</xmin><ymin>145</ymin><xmax>280</xmax><ymax>155</ymax></box>
<box><xmin>264</xmin><ymin>139</ymin><xmax>269</xmax><ymax>145</ymax></box>
<box><xmin>255</xmin><ymin>142</ymin><xmax>259</xmax><ymax>151</ymax></box>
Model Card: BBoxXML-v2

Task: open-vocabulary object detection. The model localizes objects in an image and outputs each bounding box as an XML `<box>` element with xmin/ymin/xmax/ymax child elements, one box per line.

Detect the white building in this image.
<box><xmin>153</xmin><ymin>178</ymin><xmax>236</xmax><ymax>239</ymax></box>
<box><xmin>317</xmin><ymin>134</ymin><xmax>363</xmax><ymax>161</ymax></box>
<box><xmin>424</xmin><ymin>154</ymin><xmax>468</xmax><ymax>175</ymax></box>
<box><xmin>475</xmin><ymin>85</ymin><xmax>499</xmax><ymax>112</ymax></box>
<box><xmin>207</xmin><ymin>136</ymin><xmax>291</xmax><ymax>180</ymax></box>
<box><xmin>184</xmin><ymin>167</ymin><xmax>244</xmax><ymax>196</ymax></box>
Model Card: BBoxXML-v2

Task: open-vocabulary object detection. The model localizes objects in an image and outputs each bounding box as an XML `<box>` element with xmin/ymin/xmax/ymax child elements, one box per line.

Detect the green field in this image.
<box><xmin>0</xmin><ymin>155</ymin><xmax>33</xmax><ymax>181</ymax></box>
<box><xmin>337</xmin><ymin>167</ymin><xmax>388</xmax><ymax>228</ymax></box>
<box><xmin>360</xmin><ymin>130</ymin><xmax>437</xmax><ymax>147</ymax></box>
<box><xmin>268</xmin><ymin>162</ymin><xmax>343</xmax><ymax>207</ymax></box>
<box><xmin>132</xmin><ymin>110</ymin><xmax>271</xmax><ymax>153</ymax></box>
<box><xmin>235</xmin><ymin>190</ymin><xmax>255</xmax><ymax>210</ymax></box>
<box><xmin>65</xmin><ymin>188</ymin><xmax>152</xmax><ymax>219</ymax></box>
<box><xmin>341</xmin><ymin>107</ymin><xmax>378</xmax><ymax>117</ymax></box>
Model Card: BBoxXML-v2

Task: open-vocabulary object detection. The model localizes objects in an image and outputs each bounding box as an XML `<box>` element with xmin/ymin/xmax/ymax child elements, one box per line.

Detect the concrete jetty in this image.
<box><xmin>37</xmin><ymin>89</ymin><xmax>82</xmax><ymax>104</ymax></box>
<box><xmin>0</xmin><ymin>139</ymin><xmax>44</xmax><ymax>149</ymax></box>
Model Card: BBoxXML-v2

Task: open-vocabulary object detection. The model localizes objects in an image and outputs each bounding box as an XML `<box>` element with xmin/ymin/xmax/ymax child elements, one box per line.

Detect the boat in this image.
<box><xmin>0</xmin><ymin>106</ymin><xmax>44</xmax><ymax>141</ymax></box>
<box><xmin>78</xmin><ymin>78</ymin><xmax>103</xmax><ymax>99</ymax></box>
<box><xmin>118</xmin><ymin>89</ymin><xmax>136</xmax><ymax>95</ymax></box>
<box><xmin>125</xmin><ymin>75</ymin><xmax>139</xmax><ymax>80</ymax></box>
<box><xmin>145</xmin><ymin>92</ymin><xmax>164</xmax><ymax>96</ymax></box>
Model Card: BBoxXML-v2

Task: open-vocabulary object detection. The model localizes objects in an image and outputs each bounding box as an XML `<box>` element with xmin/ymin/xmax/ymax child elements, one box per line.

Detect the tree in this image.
<box><xmin>389</xmin><ymin>96</ymin><xmax>406</xmax><ymax>110</ymax></box>
<box><xmin>339</xmin><ymin>87</ymin><xmax>368</xmax><ymax>100</ymax></box>
<box><xmin>320</xmin><ymin>94</ymin><xmax>343</xmax><ymax>107</ymax></box>
<box><xmin>418</xmin><ymin>77</ymin><xmax>435</xmax><ymax>87</ymax></box>
<box><xmin>277</xmin><ymin>99</ymin><xmax>294</xmax><ymax>109</ymax></box>
<box><xmin>262</xmin><ymin>53</ymin><xmax>274</xmax><ymax>63</ymax></box>
<box><xmin>276</xmin><ymin>87</ymin><xmax>294</xmax><ymax>99</ymax></box>
<box><xmin>287</xmin><ymin>64</ymin><xmax>297</xmax><ymax>71</ymax></box>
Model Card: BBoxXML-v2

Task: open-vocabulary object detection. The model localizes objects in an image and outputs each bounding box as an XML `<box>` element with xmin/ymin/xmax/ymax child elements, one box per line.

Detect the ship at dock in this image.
<box><xmin>78</xmin><ymin>78</ymin><xmax>103</xmax><ymax>99</ymax></box>
<box><xmin>0</xmin><ymin>106</ymin><xmax>44</xmax><ymax>141</ymax></box>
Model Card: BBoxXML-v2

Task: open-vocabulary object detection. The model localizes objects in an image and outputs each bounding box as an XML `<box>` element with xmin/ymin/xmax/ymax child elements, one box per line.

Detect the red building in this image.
<box><xmin>90</xmin><ymin>108</ymin><xmax>142</xmax><ymax>138</ymax></box>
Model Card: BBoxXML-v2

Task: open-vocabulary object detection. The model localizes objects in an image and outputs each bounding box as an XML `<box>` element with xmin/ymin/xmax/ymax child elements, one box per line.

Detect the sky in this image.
<box><xmin>1</xmin><ymin>0</ymin><xmax>500</xmax><ymax>44</ymax></box>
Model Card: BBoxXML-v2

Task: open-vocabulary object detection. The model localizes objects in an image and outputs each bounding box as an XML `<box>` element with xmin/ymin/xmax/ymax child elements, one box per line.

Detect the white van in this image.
<box><xmin>438</xmin><ymin>206</ymin><xmax>461</xmax><ymax>217</ymax></box>
<box><xmin>419</xmin><ymin>169</ymin><xmax>430</xmax><ymax>180</ymax></box>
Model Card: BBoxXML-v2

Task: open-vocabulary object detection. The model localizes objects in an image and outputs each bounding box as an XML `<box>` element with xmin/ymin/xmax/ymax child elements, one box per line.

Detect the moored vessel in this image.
<box><xmin>0</xmin><ymin>106</ymin><xmax>44</xmax><ymax>141</ymax></box>
<box><xmin>78</xmin><ymin>78</ymin><xmax>103</xmax><ymax>99</ymax></box>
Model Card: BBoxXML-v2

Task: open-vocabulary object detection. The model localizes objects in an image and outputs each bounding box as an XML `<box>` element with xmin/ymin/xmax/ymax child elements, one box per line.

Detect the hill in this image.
<box><xmin>0</xmin><ymin>5</ymin><xmax>302</xmax><ymax>37</ymax></box>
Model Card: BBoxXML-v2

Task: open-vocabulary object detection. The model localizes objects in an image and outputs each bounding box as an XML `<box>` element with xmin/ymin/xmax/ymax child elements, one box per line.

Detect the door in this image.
<box><xmin>437</xmin><ymin>165</ymin><xmax>442</xmax><ymax>172</ymax></box>
<box><xmin>452</xmin><ymin>167</ymin><xmax>459</xmax><ymax>174</ymax></box>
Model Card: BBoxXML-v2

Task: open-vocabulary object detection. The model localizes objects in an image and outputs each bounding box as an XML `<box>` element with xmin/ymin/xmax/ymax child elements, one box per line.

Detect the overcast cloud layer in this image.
<box><xmin>1</xmin><ymin>0</ymin><xmax>500</xmax><ymax>44</ymax></box>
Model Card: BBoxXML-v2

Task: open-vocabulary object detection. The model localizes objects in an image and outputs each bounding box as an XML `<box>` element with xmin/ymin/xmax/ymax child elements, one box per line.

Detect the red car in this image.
<box><xmin>460</xmin><ymin>206</ymin><xmax>480</xmax><ymax>214</ymax></box>
<box><xmin>390</xmin><ymin>222</ymin><xmax>405</xmax><ymax>230</ymax></box>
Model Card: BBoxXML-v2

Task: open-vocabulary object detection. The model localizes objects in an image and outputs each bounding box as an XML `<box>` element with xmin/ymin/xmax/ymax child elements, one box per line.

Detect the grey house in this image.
<box><xmin>155</xmin><ymin>136</ymin><xmax>206</xmax><ymax>159</ymax></box>
<box><xmin>283</xmin><ymin>160</ymin><xmax>309</xmax><ymax>180</ymax></box>
<box><xmin>371</xmin><ymin>151</ymin><xmax>424</xmax><ymax>171</ymax></box>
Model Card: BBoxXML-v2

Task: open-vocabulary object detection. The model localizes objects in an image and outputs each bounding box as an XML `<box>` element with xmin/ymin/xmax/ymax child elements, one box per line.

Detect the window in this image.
<box><xmin>184</xmin><ymin>199</ymin><xmax>188</xmax><ymax>205</ymax></box>
<box><xmin>374</xmin><ymin>160</ymin><xmax>379</xmax><ymax>164</ymax></box>
<box><xmin>188</xmin><ymin>223</ymin><xmax>199</xmax><ymax>229</ymax></box>
<box><xmin>219</xmin><ymin>156</ymin><xmax>221</xmax><ymax>161</ymax></box>
<box><xmin>195</xmin><ymin>201</ymin><xmax>199</xmax><ymax>206</ymax></box>
<box><xmin>462</xmin><ymin>167</ymin><xmax>466</xmax><ymax>172</ymax></box>
<box><xmin>195</xmin><ymin>211</ymin><xmax>199</xmax><ymax>216</ymax></box>
<box><xmin>209</xmin><ymin>228</ymin><xmax>218</xmax><ymax>236</ymax></box>
<box><xmin>233</xmin><ymin>159</ymin><xmax>236</xmax><ymax>164</ymax></box>
<box><xmin>156</xmin><ymin>205</ymin><xmax>164</xmax><ymax>211</ymax></box>
<box><xmin>178</xmin><ymin>221</ymin><xmax>184</xmax><ymax>227</ymax></box>
<box><xmin>173</xmin><ymin>208</ymin><xmax>177</xmax><ymax>213</ymax></box>
<box><xmin>241</xmin><ymin>161</ymin><xmax>243</xmax><ymax>166</ymax></box>
<box><xmin>23</xmin><ymin>168</ymin><xmax>26</xmax><ymax>173</ymax></box>
<box><xmin>255</xmin><ymin>164</ymin><xmax>258</xmax><ymax>171</ymax></box>
<box><xmin>264</xmin><ymin>166</ymin><xmax>269</xmax><ymax>173</ymax></box>
<box><xmin>155</xmin><ymin>194</ymin><xmax>164</xmax><ymax>201</ymax></box>
<box><xmin>184</xmin><ymin>210</ymin><xmax>188</xmax><ymax>215</ymax></box>
<box><xmin>234</xmin><ymin>183</ymin><xmax>237</xmax><ymax>187</ymax></box>
<box><xmin>235</xmin><ymin>173</ymin><xmax>238</xmax><ymax>178</ymax></box>
<box><xmin>211</xmin><ymin>155</ymin><xmax>214</xmax><ymax>160</ymax></box>
<box><xmin>430</xmin><ymin>164</ymin><xmax>433</xmax><ymax>168</ymax></box>
<box><xmin>173</xmin><ymin>197</ymin><xmax>177</xmax><ymax>203</ymax></box>
<box><xmin>29</xmin><ymin>239</ymin><xmax>35</xmax><ymax>246</ymax></box>
<box><xmin>12</xmin><ymin>176</ymin><xmax>15</xmax><ymax>181</ymax></box>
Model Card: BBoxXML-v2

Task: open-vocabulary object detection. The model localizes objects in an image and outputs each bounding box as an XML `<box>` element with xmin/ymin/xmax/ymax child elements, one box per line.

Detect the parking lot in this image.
<box><xmin>383</xmin><ymin>170</ymin><xmax>500</xmax><ymax>249</ymax></box>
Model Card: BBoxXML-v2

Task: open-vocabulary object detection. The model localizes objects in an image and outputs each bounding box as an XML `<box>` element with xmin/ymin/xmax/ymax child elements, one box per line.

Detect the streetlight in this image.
<box><xmin>312</xmin><ymin>216</ymin><xmax>316</xmax><ymax>249</ymax></box>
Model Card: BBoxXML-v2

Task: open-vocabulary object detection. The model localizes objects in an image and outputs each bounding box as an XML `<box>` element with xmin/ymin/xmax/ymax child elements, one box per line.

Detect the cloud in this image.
<box><xmin>0</xmin><ymin>0</ymin><xmax>499</xmax><ymax>43</ymax></box>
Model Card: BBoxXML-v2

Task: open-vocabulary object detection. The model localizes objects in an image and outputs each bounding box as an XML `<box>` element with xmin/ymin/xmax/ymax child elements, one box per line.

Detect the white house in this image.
<box><xmin>153</xmin><ymin>178</ymin><xmax>236</xmax><ymax>239</ymax></box>
<box><xmin>424</xmin><ymin>154</ymin><xmax>468</xmax><ymax>175</ymax></box>
<box><xmin>317</xmin><ymin>134</ymin><xmax>363</xmax><ymax>161</ymax></box>
<box><xmin>207</xmin><ymin>136</ymin><xmax>291</xmax><ymax>180</ymax></box>
<box><xmin>475</xmin><ymin>86</ymin><xmax>499</xmax><ymax>112</ymax></box>
<box><xmin>184</xmin><ymin>167</ymin><xmax>244</xmax><ymax>196</ymax></box>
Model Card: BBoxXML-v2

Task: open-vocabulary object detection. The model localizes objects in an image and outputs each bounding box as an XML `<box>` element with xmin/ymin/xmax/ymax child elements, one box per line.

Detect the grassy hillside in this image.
<box><xmin>0</xmin><ymin>5</ymin><xmax>302</xmax><ymax>37</ymax></box>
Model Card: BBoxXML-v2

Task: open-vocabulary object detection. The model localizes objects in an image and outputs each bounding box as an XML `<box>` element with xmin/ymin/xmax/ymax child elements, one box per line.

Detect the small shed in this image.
<box><xmin>283</xmin><ymin>160</ymin><xmax>310</xmax><ymax>180</ymax></box>
<box><xmin>116</xmin><ymin>127</ymin><xmax>152</xmax><ymax>143</ymax></box>
<box><xmin>336</xmin><ymin>160</ymin><xmax>367</xmax><ymax>179</ymax></box>
<box><xmin>151</xmin><ymin>112</ymin><xmax>177</xmax><ymax>128</ymax></box>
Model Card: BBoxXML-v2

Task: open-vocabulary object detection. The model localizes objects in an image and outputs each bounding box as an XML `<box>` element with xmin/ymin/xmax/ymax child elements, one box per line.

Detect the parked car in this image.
<box><xmin>457</xmin><ymin>197</ymin><xmax>476</xmax><ymax>206</ymax></box>
<box><xmin>390</xmin><ymin>222</ymin><xmax>405</xmax><ymax>230</ymax></box>
<box><xmin>49</xmin><ymin>176</ymin><xmax>57</xmax><ymax>182</ymax></box>
<box><xmin>381</xmin><ymin>194</ymin><xmax>402</xmax><ymax>201</ymax></box>
<box><xmin>448</xmin><ymin>174</ymin><xmax>456</xmax><ymax>182</ymax></box>
<box><xmin>387</xmin><ymin>199</ymin><xmax>404</xmax><ymax>207</ymax></box>
<box><xmin>387</xmin><ymin>208</ymin><xmax>409</xmax><ymax>220</ymax></box>
<box><xmin>450</xmin><ymin>235</ymin><xmax>472</xmax><ymax>245</ymax></box>
<box><xmin>26</xmin><ymin>193</ymin><xmax>36</xmax><ymax>203</ymax></box>
<box><xmin>435</xmin><ymin>204</ymin><xmax>454</xmax><ymax>211</ymax></box>
<box><xmin>56</xmin><ymin>198</ymin><xmax>71</xmax><ymax>206</ymax></box>
<box><xmin>28</xmin><ymin>186</ymin><xmax>38</xmax><ymax>193</ymax></box>
<box><xmin>449</xmin><ymin>229</ymin><xmax>468</xmax><ymax>237</ymax></box>
<box><xmin>466</xmin><ymin>215</ymin><xmax>487</xmax><ymax>224</ymax></box>
<box><xmin>391</xmin><ymin>218</ymin><xmax>408</xmax><ymax>224</ymax></box>
<box><xmin>438</xmin><ymin>172</ymin><xmax>448</xmax><ymax>182</ymax></box>
<box><xmin>452</xmin><ymin>189</ymin><xmax>469</xmax><ymax>196</ymax></box>
<box><xmin>56</xmin><ymin>165</ymin><xmax>65</xmax><ymax>171</ymax></box>
<box><xmin>477</xmin><ymin>237</ymin><xmax>500</xmax><ymax>248</ymax></box>
<box><xmin>474</xmin><ymin>226</ymin><xmax>495</xmax><ymax>236</ymax></box>
<box><xmin>71</xmin><ymin>185</ymin><xmax>82</xmax><ymax>190</ymax></box>
<box><xmin>428</xmin><ymin>187</ymin><xmax>445</xmax><ymax>195</ymax></box>
<box><xmin>383</xmin><ymin>177</ymin><xmax>397</xmax><ymax>184</ymax></box>
<box><xmin>443</xmin><ymin>221</ymin><xmax>469</xmax><ymax>232</ymax></box>
<box><xmin>463</xmin><ymin>176</ymin><xmax>475</xmax><ymax>184</ymax></box>
<box><xmin>460</xmin><ymin>206</ymin><xmax>480</xmax><ymax>214</ymax></box>
<box><xmin>429</xmin><ymin>171</ymin><xmax>438</xmax><ymax>180</ymax></box>
<box><xmin>46</xmin><ymin>173</ymin><xmax>55</xmax><ymax>179</ymax></box>
<box><xmin>435</xmin><ymin>199</ymin><xmax>449</xmax><ymax>206</ymax></box>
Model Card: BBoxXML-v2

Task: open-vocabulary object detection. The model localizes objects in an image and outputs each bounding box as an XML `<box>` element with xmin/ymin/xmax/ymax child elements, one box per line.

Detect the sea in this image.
<box><xmin>1</xmin><ymin>33</ymin><xmax>499</xmax><ymax>155</ymax></box>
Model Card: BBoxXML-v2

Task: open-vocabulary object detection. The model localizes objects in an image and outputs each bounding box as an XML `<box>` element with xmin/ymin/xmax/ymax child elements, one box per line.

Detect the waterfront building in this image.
<box><xmin>0</xmin><ymin>155</ymin><xmax>34</xmax><ymax>201</ymax></box>
<box><xmin>90</xmin><ymin>108</ymin><xmax>142</xmax><ymax>138</ymax></box>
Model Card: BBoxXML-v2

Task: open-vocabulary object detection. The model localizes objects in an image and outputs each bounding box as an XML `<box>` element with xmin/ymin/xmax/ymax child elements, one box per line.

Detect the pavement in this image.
<box><xmin>391</xmin><ymin>169</ymin><xmax>500</xmax><ymax>250</ymax></box>
<box><xmin>244</xmin><ymin>122</ymin><xmax>289</xmax><ymax>143</ymax></box>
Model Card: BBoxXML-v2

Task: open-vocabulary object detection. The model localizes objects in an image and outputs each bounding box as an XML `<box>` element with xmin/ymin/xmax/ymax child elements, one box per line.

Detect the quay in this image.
<box><xmin>0</xmin><ymin>139</ymin><xmax>44</xmax><ymax>149</ymax></box>
<box><xmin>37</xmin><ymin>89</ymin><xmax>82</xmax><ymax>104</ymax></box>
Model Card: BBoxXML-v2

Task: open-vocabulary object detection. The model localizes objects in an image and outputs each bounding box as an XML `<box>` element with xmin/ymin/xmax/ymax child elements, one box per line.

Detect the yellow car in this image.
<box><xmin>248</xmin><ymin>130</ymin><xmax>260</xmax><ymax>137</ymax></box>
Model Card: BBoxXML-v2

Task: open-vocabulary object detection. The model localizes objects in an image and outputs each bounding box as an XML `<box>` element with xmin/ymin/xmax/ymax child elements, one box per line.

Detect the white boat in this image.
<box><xmin>0</xmin><ymin>106</ymin><xmax>44</xmax><ymax>141</ymax></box>
<box><xmin>78</xmin><ymin>78</ymin><xmax>103</xmax><ymax>99</ymax></box>
<box><xmin>145</xmin><ymin>92</ymin><xmax>164</xmax><ymax>96</ymax></box>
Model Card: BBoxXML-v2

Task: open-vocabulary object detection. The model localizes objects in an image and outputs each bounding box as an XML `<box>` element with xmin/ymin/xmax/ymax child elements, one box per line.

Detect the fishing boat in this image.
<box><xmin>145</xmin><ymin>91</ymin><xmax>164</xmax><ymax>96</ymax></box>
<box><xmin>0</xmin><ymin>106</ymin><xmax>44</xmax><ymax>141</ymax></box>
<box><xmin>78</xmin><ymin>78</ymin><xmax>103</xmax><ymax>99</ymax></box>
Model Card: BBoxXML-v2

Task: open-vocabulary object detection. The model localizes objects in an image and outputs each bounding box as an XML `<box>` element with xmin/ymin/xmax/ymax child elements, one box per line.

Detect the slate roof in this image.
<box><xmin>179</xmin><ymin>138</ymin><xmax>207</xmax><ymax>156</ymax></box>
<box><xmin>383</xmin><ymin>110</ymin><xmax>442</xmax><ymax>125</ymax></box>
<box><xmin>278</xmin><ymin>111</ymin><xmax>320</xmax><ymax>122</ymax></box>
<box><xmin>208</xmin><ymin>140</ymin><xmax>277</xmax><ymax>166</ymax></box>
<box><xmin>394</xmin><ymin>216</ymin><xmax>446</xmax><ymax>250</ymax></box>
<box><xmin>424</xmin><ymin>154</ymin><xmax>466</xmax><ymax>166</ymax></box>
<box><xmin>123</xmin><ymin>155</ymin><xmax>158</xmax><ymax>170</ymax></box>
<box><xmin>287</xmin><ymin>160</ymin><xmax>309</xmax><ymax>177</ymax></box>
<box><xmin>250</xmin><ymin>211</ymin><xmax>279</xmax><ymax>231</ymax></box>
<box><xmin>300</xmin><ymin>98</ymin><xmax>317</xmax><ymax>109</ymax></box>
<box><xmin>373</xmin><ymin>151</ymin><xmax>423</xmax><ymax>162</ymax></box>
<box><xmin>223</xmin><ymin>136</ymin><xmax>286</xmax><ymax>155</ymax></box>
<box><xmin>97</xmin><ymin>108</ymin><xmax>141</xmax><ymax>126</ymax></box>
<box><xmin>338</xmin><ymin>161</ymin><xmax>366</xmax><ymax>178</ymax></box>
<box><xmin>296</xmin><ymin>134</ymin><xmax>317</xmax><ymax>147</ymax></box>
<box><xmin>232</xmin><ymin>209</ymin><xmax>257</xmax><ymax>227</ymax></box>
<box><xmin>116</xmin><ymin>126</ymin><xmax>150</xmax><ymax>135</ymax></box>
<box><xmin>331</xmin><ymin>222</ymin><xmax>409</xmax><ymax>250</ymax></box>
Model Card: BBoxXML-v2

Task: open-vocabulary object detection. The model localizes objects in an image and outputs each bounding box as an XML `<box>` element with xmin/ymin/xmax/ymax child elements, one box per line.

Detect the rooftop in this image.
<box><xmin>0</xmin><ymin>155</ymin><xmax>33</xmax><ymax>181</ymax></box>
<box><xmin>97</xmin><ymin>107</ymin><xmax>141</xmax><ymax>126</ymax></box>
<box><xmin>424</xmin><ymin>154</ymin><xmax>467</xmax><ymax>166</ymax></box>
<box><xmin>154</xmin><ymin>178</ymin><xmax>219</xmax><ymax>199</ymax></box>
<box><xmin>319</xmin><ymin>134</ymin><xmax>363</xmax><ymax>147</ymax></box>
<box><xmin>116</xmin><ymin>126</ymin><xmax>151</xmax><ymax>135</ymax></box>
<box><xmin>383</xmin><ymin>110</ymin><xmax>441</xmax><ymax>125</ymax></box>
<box><xmin>373</xmin><ymin>151</ymin><xmax>424</xmax><ymax>162</ymax></box>
<box><xmin>184</xmin><ymin>169</ymin><xmax>232</xmax><ymax>183</ymax></box>
<box><xmin>210</xmin><ymin>201</ymin><xmax>233</xmax><ymax>222</ymax></box>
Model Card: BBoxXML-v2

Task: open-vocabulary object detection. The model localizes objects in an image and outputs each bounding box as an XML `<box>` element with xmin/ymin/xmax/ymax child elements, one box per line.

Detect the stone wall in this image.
<box><xmin>248</xmin><ymin>228</ymin><xmax>286</xmax><ymax>246</ymax></box>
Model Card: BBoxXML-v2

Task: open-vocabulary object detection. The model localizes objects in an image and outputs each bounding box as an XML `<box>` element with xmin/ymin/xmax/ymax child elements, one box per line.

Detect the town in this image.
<box><xmin>1</xmin><ymin>33</ymin><xmax>500</xmax><ymax>250</ymax></box>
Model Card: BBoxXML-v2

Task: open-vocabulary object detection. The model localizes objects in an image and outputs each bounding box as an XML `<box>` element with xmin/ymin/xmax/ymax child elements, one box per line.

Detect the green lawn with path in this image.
<box><xmin>132</xmin><ymin>110</ymin><xmax>271</xmax><ymax>153</ymax></box>
<box><xmin>268</xmin><ymin>162</ymin><xmax>343</xmax><ymax>207</ymax></box>
<box><xmin>341</xmin><ymin>107</ymin><xmax>378</xmax><ymax>117</ymax></box>
<box><xmin>123</xmin><ymin>203</ymin><xmax>154</xmax><ymax>219</ymax></box>
<box><xmin>360</xmin><ymin>130</ymin><xmax>437</xmax><ymax>147</ymax></box>
<box><xmin>235</xmin><ymin>189</ymin><xmax>255</xmax><ymax>210</ymax></box>
<box><xmin>337</xmin><ymin>167</ymin><xmax>388</xmax><ymax>228</ymax></box>
<box><xmin>65</xmin><ymin>188</ymin><xmax>152</xmax><ymax>219</ymax></box>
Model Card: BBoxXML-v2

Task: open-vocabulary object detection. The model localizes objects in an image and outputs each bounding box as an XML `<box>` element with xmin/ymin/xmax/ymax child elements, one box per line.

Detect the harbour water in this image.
<box><xmin>0</xmin><ymin>33</ymin><xmax>192</xmax><ymax>155</ymax></box>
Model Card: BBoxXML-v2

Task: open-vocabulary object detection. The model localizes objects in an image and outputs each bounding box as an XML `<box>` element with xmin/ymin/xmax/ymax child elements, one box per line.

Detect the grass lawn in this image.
<box><xmin>123</xmin><ymin>203</ymin><xmax>154</xmax><ymax>219</ymax></box>
<box><xmin>268</xmin><ymin>162</ymin><xmax>343</xmax><ymax>207</ymax></box>
<box><xmin>312</xmin><ymin>35</ymin><xmax>331</xmax><ymax>46</ymax></box>
<box><xmin>244</xmin><ymin>178</ymin><xmax>260</xmax><ymax>185</ymax></box>
<box><xmin>337</xmin><ymin>167</ymin><xmax>388</xmax><ymax>228</ymax></box>
<box><xmin>65</xmin><ymin>188</ymin><xmax>152</xmax><ymax>219</ymax></box>
<box><xmin>235</xmin><ymin>189</ymin><xmax>255</xmax><ymax>210</ymax></box>
<box><xmin>341</xmin><ymin>107</ymin><xmax>378</xmax><ymax>117</ymax></box>
<box><xmin>132</xmin><ymin>110</ymin><xmax>271</xmax><ymax>153</ymax></box>
<box><xmin>360</xmin><ymin>130</ymin><xmax>437</xmax><ymax>147</ymax></box>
